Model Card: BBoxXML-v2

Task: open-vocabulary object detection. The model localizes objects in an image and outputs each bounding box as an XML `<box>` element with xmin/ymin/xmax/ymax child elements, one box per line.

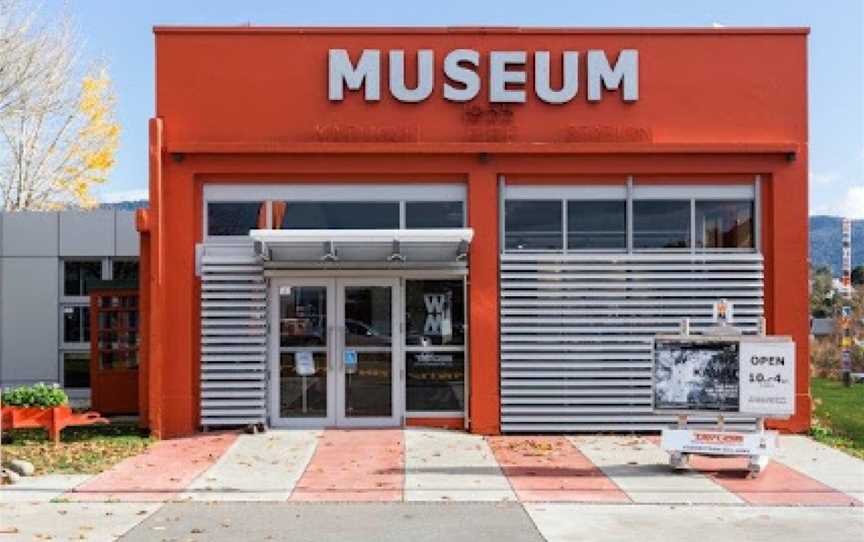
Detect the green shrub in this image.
<box><xmin>1</xmin><ymin>383</ymin><xmax>68</xmax><ymax>408</ymax></box>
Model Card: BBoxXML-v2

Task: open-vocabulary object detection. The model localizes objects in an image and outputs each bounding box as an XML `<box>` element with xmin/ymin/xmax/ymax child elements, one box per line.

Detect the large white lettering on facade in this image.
<box><xmin>328</xmin><ymin>49</ymin><xmax>639</xmax><ymax>104</ymax></box>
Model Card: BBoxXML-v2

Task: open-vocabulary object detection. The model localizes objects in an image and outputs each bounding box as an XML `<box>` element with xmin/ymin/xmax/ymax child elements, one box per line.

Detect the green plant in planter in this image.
<box><xmin>1</xmin><ymin>383</ymin><xmax>69</xmax><ymax>408</ymax></box>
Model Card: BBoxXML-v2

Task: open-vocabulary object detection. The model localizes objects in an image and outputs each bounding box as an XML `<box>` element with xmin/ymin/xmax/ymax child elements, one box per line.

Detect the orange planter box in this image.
<box><xmin>1</xmin><ymin>405</ymin><xmax>108</xmax><ymax>445</ymax></box>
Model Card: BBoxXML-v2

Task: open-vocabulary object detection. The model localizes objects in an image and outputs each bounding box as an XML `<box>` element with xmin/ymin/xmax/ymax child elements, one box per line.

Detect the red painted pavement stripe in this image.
<box><xmin>289</xmin><ymin>429</ymin><xmax>403</xmax><ymax>502</ymax></box>
<box><xmin>66</xmin><ymin>432</ymin><xmax>238</xmax><ymax>502</ymax></box>
<box><xmin>487</xmin><ymin>436</ymin><xmax>629</xmax><ymax>503</ymax></box>
<box><xmin>690</xmin><ymin>455</ymin><xmax>861</xmax><ymax>507</ymax></box>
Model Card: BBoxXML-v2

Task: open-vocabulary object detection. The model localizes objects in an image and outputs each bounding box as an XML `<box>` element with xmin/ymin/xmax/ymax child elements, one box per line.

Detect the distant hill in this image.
<box><xmin>100</xmin><ymin>200</ymin><xmax>148</xmax><ymax>211</ymax></box>
<box><xmin>809</xmin><ymin>216</ymin><xmax>863</xmax><ymax>275</ymax></box>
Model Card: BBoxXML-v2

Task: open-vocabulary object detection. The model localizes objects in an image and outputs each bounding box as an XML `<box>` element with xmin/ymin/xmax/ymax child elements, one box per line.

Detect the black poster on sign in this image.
<box><xmin>653</xmin><ymin>339</ymin><xmax>740</xmax><ymax>412</ymax></box>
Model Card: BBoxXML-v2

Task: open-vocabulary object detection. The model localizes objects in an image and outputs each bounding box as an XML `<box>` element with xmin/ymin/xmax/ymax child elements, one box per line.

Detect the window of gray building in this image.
<box><xmin>112</xmin><ymin>260</ymin><xmax>139</xmax><ymax>283</ymax></box>
<box><xmin>63</xmin><ymin>352</ymin><xmax>90</xmax><ymax>389</ymax></box>
<box><xmin>58</xmin><ymin>256</ymin><xmax>139</xmax><ymax>392</ymax></box>
<box><xmin>64</xmin><ymin>260</ymin><xmax>102</xmax><ymax>296</ymax></box>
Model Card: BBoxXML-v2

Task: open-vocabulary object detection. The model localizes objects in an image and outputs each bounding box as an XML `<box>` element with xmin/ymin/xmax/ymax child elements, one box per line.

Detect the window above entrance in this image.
<box><xmin>203</xmin><ymin>184</ymin><xmax>466</xmax><ymax>241</ymax></box>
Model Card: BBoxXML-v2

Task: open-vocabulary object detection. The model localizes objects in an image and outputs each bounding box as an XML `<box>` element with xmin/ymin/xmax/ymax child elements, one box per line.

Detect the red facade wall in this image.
<box><xmin>144</xmin><ymin>27</ymin><xmax>810</xmax><ymax>438</ymax></box>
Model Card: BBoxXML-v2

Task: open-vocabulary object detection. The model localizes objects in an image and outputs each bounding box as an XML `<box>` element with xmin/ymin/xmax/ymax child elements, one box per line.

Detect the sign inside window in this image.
<box><xmin>344</xmin><ymin>350</ymin><xmax>358</xmax><ymax>375</ymax></box>
<box><xmin>295</xmin><ymin>351</ymin><xmax>315</xmax><ymax>376</ymax></box>
<box><xmin>423</xmin><ymin>293</ymin><xmax>452</xmax><ymax>340</ymax></box>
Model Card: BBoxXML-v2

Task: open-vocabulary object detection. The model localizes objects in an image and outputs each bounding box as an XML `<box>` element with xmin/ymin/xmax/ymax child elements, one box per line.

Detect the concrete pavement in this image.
<box><xmin>1</xmin><ymin>429</ymin><xmax>862</xmax><ymax>540</ymax></box>
<box><xmin>572</xmin><ymin>435</ymin><xmax>743</xmax><ymax>504</ymax></box>
<box><xmin>404</xmin><ymin>429</ymin><xmax>515</xmax><ymax>501</ymax></box>
<box><xmin>524</xmin><ymin>504</ymin><xmax>864</xmax><ymax>542</ymax></box>
<box><xmin>0</xmin><ymin>474</ymin><xmax>91</xmax><ymax>503</ymax></box>
<box><xmin>182</xmin><ymin>430</ymin><xmax>320</xmax><ymax>501</ymax></box>
<box><xmin>0</xmin><ymin>502</ymin><xmax>160</xmax><ymax>541</ymax></box>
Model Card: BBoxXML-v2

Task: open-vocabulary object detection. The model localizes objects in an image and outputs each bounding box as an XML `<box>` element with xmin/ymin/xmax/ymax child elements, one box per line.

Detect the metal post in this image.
<box><xmin>841</xmin><ymin>217</ymin><xmax>853</xmax><ymax>387</ymax></box>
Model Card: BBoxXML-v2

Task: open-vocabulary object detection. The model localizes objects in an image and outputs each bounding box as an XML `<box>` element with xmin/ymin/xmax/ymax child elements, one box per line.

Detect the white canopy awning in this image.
<box><xmin>249</xmin><ymin>228</ymin><xmax>474</xmax><ymax>268</ymax></box>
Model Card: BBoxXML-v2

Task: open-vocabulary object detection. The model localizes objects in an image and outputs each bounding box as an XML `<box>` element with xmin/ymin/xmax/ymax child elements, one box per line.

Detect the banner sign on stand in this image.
<box><xmin>652</xmin><ymin>336</ymin><xmax>795</xmax><ymax>416</ymax></box>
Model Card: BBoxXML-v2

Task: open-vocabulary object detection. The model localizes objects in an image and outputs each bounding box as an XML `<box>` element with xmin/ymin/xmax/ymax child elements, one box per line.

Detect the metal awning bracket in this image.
<box><xmin>456</xmin><ymin>240</ymin><xmax>469</xmax><ymax>262</ymax></box>
<box><xmin>321</xmin><ymin>240</ymin><xmax>339</xmax><ymax>262</ymax></box>
<box><xmin>254</xmin><ymin>240</ymin><xmax>271</xmax><ymax>261</ymax></box>
<box><xmin>387</xmin><ymin>239</ymin><xmax>406</xmax><ymax>262</ymax></box>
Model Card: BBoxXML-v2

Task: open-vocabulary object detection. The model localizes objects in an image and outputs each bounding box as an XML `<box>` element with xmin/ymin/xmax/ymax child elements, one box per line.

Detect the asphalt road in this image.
<box><xmin>119</xmin><ymin>502</ymin><xmax>546</xmax><ymax>542</ymax></box>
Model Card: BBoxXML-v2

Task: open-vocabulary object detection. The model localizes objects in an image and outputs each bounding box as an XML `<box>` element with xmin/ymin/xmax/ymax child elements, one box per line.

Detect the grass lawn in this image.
<box><xmin>1</xmin><ymin>423</ymin><xmax>154</xmax><ymax>475</ymax></box>
<box><xmin>810</xmin><ymin>377</ymin><xmax>864</xmax><ymax>460</ymax></box>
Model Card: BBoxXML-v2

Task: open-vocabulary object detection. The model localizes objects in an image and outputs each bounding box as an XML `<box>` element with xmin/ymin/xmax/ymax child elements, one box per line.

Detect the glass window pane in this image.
<box><xmin>63</xmin><ymin>352</ymin><xmax>90</xmax><ymax>388</ymax></box>
<box><xmin>344</xmin><ymin>286</ymin><xmax>392</xmax><ymax>347</ymax></box>
<box><xmin>64</xmin><ymin>261</ymin><xmax>102</xmax><ymax>296</ymax></box>
<box><xmin>63</xmin><ymin>306</ymin><xmax>90</xmax><ymax>343</ymax></box>
<box><xmin>279</xmin><ymin>286</ymin><xmax>327</xmax><ymax>347</ymax></box>
<box><xmin>633</xmin><ymin>200</ymin><xmax>691</xmax><ymax>249</ymax></box>
<box><xmin>567</xmin><ymin>200</ymin><xmax>626</xmax><ymax>250</ymax></box>
<box><xmin>405</xmin><ymin>201</ymin><xmax>464</xmax><ymax>228</ymax></box>
<box><xmin>406</xmin><ymin>352</ymin><xmax>464</xmax><ymax>412</ymax></box>
<box><xmin>405</xmin><ymin>280</ymin><xmax>464</xmax><ymax>346</ymax></box>
<box><xmin>505</xmin><ymin>200</ymin><xmax>563</xmax><ymax>250</ymax></box>
<box><xmin>112</xmin><ymin>260</ymin><xmax>139</xmax><ymax>283</ymax></box>
<box><xmin>279</xmin><ymin>351</ymin><xmax>328</xmax><ymax>417</ymax></box>
<box><xmin>344</xmin><ymin>351</ymin><xmax>393</xmax><ymax>417</ymax></box>
<box><xmin>277</xmin><ymin>202</ymin><xmax>399</xmax><ymax>229</ymax></box>
<box><xmin>207</xmin><ymin>202</ymin><xmax>265</xmax><ymax>236</ymax></box>
<box><xmin>696</xmin><ymin>200</ymin><xmax>754</xmax><ymax>249</ymax></box>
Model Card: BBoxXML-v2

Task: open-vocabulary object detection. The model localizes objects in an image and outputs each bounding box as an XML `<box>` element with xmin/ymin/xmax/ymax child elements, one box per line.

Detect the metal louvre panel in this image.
<box><xmin>199</xmin><ymin>244</ymin><xmax>267</xmax><ymax>428</ymax></box>
<box><xmin>500</xmin><ymin>252</ymin><xmax>763</xmax><ymax>433</ymax></box>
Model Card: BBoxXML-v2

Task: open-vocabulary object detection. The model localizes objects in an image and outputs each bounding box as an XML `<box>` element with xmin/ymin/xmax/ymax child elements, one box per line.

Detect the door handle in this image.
<box><xmin>338</xmin><ymin>326</ymin><xmax>346</xmax><ymax>371</ymax></box>
<box><xmin>327</xmin><ymin>326</ymin><xmax>335</xmax><ymax>371</ymax></box>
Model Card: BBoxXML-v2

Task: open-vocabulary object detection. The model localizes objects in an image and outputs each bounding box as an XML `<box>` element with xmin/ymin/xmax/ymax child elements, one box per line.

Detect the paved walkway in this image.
<box><xmin>0</xmin><ymin>430</ymin><xmax>862</xmax><ymax>540</ymax></box>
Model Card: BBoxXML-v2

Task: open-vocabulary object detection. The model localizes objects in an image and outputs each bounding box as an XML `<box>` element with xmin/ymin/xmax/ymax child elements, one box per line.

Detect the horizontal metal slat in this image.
<box><xmin>502</xmin><ymin>362</ymin><xmax>651</xmax><ymax>370</ymax></box>
<box><xmin>501</xmin><ymin>272</ymin><xmax>764</xmax><ymax>280</ymax></box>
<box><xmin>501</xmin><ymin>353</ymin><xmax>650</xmax><ymax>361</ymax></box>
<box><xmin>502</xmin><ymin>379</ymin><xmax>650</xmax><ymax>388</ymax></box>
<box><xmin>202</xmin><ymin>399</ymin><xmax>266</xmax><ymax>408</ymax></box>
<box><xmin>501</xmin><ymin>290</ymin><xmax>762</xmax><ymax>298</ymax></box>
<box><xmin>201</xmin><ymin>381</ymin><xmax>266</xmax><ymax>390</ymax></box>
<box><xmin>502</xmin><ymin>397</ymin><xmax>652</xmax><ymax>405</ymax></box>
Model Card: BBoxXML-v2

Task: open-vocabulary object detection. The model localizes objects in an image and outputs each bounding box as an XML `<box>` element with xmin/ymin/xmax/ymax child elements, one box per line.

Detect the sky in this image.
<box><xmin>43</xmin><ymin>0</ymin><xmax>864</xmax><ymax>217</ymax></box>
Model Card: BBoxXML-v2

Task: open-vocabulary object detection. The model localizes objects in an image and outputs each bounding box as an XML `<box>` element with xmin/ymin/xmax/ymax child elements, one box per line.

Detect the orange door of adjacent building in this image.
<box><xmin>90</xmin><ymin>289</ymin><xmax>140</xmax><ymax>415</ymax></box>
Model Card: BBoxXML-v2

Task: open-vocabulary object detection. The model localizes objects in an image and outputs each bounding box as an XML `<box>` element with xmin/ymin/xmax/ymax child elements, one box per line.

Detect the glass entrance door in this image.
<box><xmin>270</xmin><ymin>280</ymin><xmax>336</xmax><ymax>427</ymax></box>
<box><xmin>335</xmin><ymin>279</ymin><xmax>401</xmax><ymax>427</ymax></box>
<box><xmin>269</xmin><ymin>278</ymin><xmax>400</xmax><ymax>427</ymax></box>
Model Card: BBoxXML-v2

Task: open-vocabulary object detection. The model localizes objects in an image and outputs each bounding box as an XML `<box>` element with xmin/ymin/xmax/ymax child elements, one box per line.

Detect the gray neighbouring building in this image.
<box><xmin>0</xmin><ymin>210</ymin><xmax>139</xmax><ymax>400</ymax></box>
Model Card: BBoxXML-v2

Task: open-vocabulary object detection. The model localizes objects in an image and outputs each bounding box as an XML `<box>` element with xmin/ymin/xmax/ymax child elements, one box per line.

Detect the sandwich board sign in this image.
<box><xmin>652</xmin><ymin>333</ymin><xmax>795</xmax><ymax>473</ymax></box>
<box><xmin>652</xmin><ymin>336</ymin><xmax>795</xmax><ymax>417</ymax></box>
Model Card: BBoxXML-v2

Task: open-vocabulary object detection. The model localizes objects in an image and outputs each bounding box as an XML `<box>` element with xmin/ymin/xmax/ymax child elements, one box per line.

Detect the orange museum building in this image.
<box><xmin>136</xmin><ymin>27</ymin><xmax>810</xmax><ymax>439</ymax></box>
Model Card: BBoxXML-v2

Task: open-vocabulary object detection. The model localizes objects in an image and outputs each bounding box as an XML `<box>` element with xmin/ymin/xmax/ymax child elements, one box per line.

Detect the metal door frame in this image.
<box><xmin>268</xmin><ymin>277</ymin><xmax>402</xmax><ymax>428</ymax></box>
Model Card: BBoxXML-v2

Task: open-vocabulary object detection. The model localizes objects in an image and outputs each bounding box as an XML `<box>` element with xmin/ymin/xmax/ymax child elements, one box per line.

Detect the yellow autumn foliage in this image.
<box><xmin>54</xmin><ymin>68</ymin><xmax>120</xmax><ymax>208</ymax></box>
